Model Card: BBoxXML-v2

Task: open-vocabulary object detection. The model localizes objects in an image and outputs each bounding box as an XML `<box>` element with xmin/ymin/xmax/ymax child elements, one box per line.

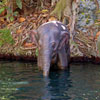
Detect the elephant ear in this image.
<box><xmin>30</xmin><ymin>30</ymin><xmax>39</xmax><ymax>46</ymax></box>
<box><xmin>61</xmin><ymin>30</ymin><xmax>70</xmax><ymax>38</ymax></box>
<box><xmin>59</xmin><ymin>31</ymin><xmax>70</xmax><ymax>49</ymax></box>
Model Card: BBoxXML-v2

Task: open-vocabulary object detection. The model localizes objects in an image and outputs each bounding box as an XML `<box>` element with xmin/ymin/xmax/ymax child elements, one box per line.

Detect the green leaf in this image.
<box><xmin>0</xmin><ymin>7</ymin><xmax>5</xmax><ymax>14</ymax></box>
<box><xmin>81</xmin><ymin>12</ymin><xmax>85</xmax><ymax>15</ymax></box>
<box><xmin>16</xmin><ymin>0</ymin><xmax>22</xmax><ymax>9</ymax></box>
<box><xmin>2</xmin><ymin>0</ymin><xmax>7</xmax><ymax>4</ymax></box>
<box><xmin>0</xmin><ymin>28</ymin><xmax>14</xmax><ymax>45</ymax></box>
<box><xmin>10</xmin><ymin>16</ymin><xmax>14</xmax><ymax>22</ymax></box>
<box><xmin>0</xmin><ymin>2</ymin><xmax>3</xmax><ymax>5</ymax></box>
<box><xmin>35</xmin><ymin>48</ymin><xmax>38</xmax><ymax>56</ymax></box>
<box><xmin>13</xmin><ymin>11</ymin><xmax>18</xmax><ymax>16</ymax></box>
<box><xmin>6</xmin><ymin>6</ymin><xmax>13</xmax><ymax>14</ymax></box>
<box><xmin>0</xmin><ymin>40</ymin><xmax>3</xmax><ymax>47</ymax></box>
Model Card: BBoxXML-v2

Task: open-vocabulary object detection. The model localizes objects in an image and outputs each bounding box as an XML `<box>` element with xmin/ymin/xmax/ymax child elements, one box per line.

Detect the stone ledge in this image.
<box><xmin>0</xmin><ymin>54</ymin><xmax>100</xmax><ymax>64</ymax></box>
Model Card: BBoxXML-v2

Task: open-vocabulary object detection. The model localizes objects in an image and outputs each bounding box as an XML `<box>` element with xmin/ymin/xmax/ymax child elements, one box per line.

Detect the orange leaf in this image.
<box><xmin>0</xmin><ymin>18</ymin><xmax>5</xmax><ymax>22</ymax></box>
<box><xmin>42</xmin><ymin>14</ymin><xmax>48</xmax><ymax>17</ymax></box>
<box><xmin>95</xmin><ymin>31</ymin><xmax>100</xmax><ymax>39</ymax></box>
<box><xmin>24</xmin><ymin>43</ymin><xmax>33</xmax><ymax>47</ymax></box>
<box><xmin>89</xmin><ymin>36</ymin><xmax>94</xmax><ymax>40</ymax></box>
<box><xmin>7</xmin><ymin>23</ymin><xmax>13</xmax><ymax>27</ymax></box>
<box><xmin>16</xmin><ymin>29</ymin><xmax>22</xmax><ymax>34</ymax></box>
<box><xmin>97</xmin><ymin>19</ymin><xmax>100</xmax><ymax>21</ymax></box>
<box><xmin>34</xmin><ymin>14</ymin><xmax>37</xmax><ymax>17</ymax></box>
<box><xmin>19</xmin><ymin>17</ymin><xmax>26</xmax><ymax>22</ymax></box>
<box><xmin>49</xmin><ymin>16</ymin><xmax>57</xmax><ymax>21</ymax></box>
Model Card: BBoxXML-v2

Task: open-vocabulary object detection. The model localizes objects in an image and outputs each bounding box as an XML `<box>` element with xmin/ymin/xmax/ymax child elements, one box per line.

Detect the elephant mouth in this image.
<box><xmin>51</xmin><ymin>52</ymin><xmax>58</xmax><ymax>65</ymax></box>
<box><xmin>52</xmin><ymin>51</ymin><xmax>56</xmax><ymax>58</ymax></box>
<box><xmin>52</xmin><ymin>51</ymin><xmax>57</xmax><ymax>61</ymax></box>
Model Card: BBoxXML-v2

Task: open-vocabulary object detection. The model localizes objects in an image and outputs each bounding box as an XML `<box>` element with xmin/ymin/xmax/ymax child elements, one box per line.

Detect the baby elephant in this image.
<box><xmin>31</xmin><ymin>21</ymin><xmax>70</xmax><ymax>76</ymax></box>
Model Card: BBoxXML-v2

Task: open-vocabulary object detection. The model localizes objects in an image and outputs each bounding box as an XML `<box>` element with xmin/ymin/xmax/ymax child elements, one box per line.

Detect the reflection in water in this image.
<box><xmin>42</xmin><ymin>70</ymin><xmax>72</xmax><ymax>100</ymax></box>
<box><xmin>0</xmin><ymin>61</ymin><xmax>100</xmax><ymax>100</ymax></box>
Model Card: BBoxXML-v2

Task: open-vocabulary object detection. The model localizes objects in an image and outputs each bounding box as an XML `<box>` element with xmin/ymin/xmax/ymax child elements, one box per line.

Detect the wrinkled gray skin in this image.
<box><xmin>31</xmin><ymin>21</ymin><xmax>70</xmax><ymax>76</ymax></box>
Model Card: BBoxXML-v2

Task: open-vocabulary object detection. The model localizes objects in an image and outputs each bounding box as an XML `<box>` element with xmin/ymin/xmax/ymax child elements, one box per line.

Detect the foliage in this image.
<box><xmin>0</xmin><ymin>0</ymin><xmax>6</xmax><ymax>14</ymax></box>
<box><xmin>0</xmin><ymin>0</ymin><xmax>99</xmax><ymax>59</ymax></box>
<box><xmin>16</xmin><ymin>0</ymin><xmax>22</xmax><ymax>9</ymax></box>
<box><xmin>0</xmin><ymin>28</ymin><xmax>14</xmax><ymax>47</ymax></box>
<box><xmin>0</xmin><ymin>0</ymin><xmax>22</xmax><ymax>21</ymax></box>
<box><xmin>0</xmin><ymin>7</ymin><xmax>5</xmax><ymax>14</ymax></box>
<box><xmin>35</xmin><ymin>48</ymin><xmax>38</xmax><ymax>56</ymax></box>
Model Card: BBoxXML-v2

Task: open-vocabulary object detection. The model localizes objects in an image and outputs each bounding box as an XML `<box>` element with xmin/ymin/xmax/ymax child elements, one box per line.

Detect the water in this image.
<box><xmin>0</xmin><ymin>61</ymin><xmax>100</xmax><ymax>100</ymax></box>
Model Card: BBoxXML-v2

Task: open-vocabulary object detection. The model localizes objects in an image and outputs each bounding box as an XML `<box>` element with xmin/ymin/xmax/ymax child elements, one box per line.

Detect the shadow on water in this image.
<box><xmin>0</xmin><ymin>61</ymin><xmax>100</xmax><ymax>100</ymax></box>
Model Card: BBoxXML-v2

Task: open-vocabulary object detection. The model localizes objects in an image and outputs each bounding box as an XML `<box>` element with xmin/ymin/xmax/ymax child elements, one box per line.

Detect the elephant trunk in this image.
<box><xmin>43</xmin><ymin>49</ymin><xmax>51</xmax><ymax>77</ymax></box>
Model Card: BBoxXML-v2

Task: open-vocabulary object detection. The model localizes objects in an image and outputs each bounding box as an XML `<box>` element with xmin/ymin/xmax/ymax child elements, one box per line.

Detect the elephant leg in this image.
<box><xmin>65</xmin><ymin>42</ymin><xmax>70</xmax><ymax>64</ymax></box>
<box><xmin>67</xmin><ymin>46</ymin><xmax>70</xmax><ymax>64</ymax></box>
<box><xmin>38</xmin><ymin>50</ymin><xmax>43</xmax><ymax>70</ymax></box>
<box><xmin>58</xmin><ymin>47</ymin><xmax>68</xmax><ymax>70</ymax></box>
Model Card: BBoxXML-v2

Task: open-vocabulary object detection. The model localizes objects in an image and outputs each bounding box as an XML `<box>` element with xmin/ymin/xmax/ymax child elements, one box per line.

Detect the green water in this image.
<box><xmin>0</xmin><ymin>61</ymin><xmax>100</xmax><ymax>100</ymax></box>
